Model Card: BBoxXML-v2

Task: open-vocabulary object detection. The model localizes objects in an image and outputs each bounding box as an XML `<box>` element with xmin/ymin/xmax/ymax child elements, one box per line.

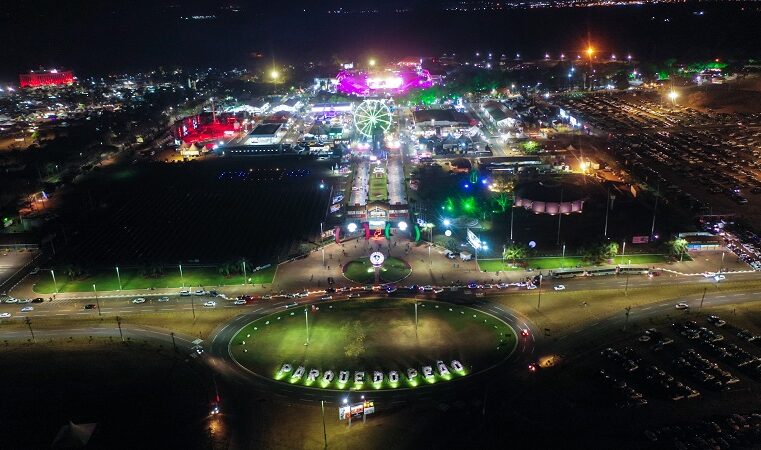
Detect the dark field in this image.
<box><xmin>55</xmin><ymin>157</ymin><xmax>335</xmax><ymax>266</ymax></box>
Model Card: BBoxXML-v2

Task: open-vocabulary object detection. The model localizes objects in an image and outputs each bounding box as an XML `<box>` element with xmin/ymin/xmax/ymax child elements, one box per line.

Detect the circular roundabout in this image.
<box><xmin>227</xmin><ymin>298</ymin><xmax>517</xmax><ymax>391</ymax></box>
<box><xmin>342</xmin><ymin>257</ymin><xmax>411</xmax><ymax>284</ymax></box>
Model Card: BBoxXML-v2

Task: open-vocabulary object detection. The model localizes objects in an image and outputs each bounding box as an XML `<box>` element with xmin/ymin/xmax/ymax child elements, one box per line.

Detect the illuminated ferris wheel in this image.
<box><xmin>354</xmin><ymin>100</ymin><xmax>392</xmax><ymax>139</ymax></box>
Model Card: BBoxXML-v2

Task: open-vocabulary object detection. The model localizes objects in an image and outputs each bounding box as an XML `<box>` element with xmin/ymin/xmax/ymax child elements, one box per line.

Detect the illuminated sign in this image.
<box><xmin>466</xmin><ymin>228</ymin><xmax>481</xmax><ymax>249</ymax></box>
<box><xmin>370</xmin><ymin>252</ymin><xmax>385</xmax><ymax>267</ymax></box>
<box><xmin>339</xmin><ymin>401</ymin><xmax>375</xmax><ymax>420</ymax></box>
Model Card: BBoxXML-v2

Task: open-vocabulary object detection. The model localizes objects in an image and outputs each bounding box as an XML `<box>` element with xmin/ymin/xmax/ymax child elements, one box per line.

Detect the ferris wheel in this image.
<box><xmin>354</xmin><ymin>100</ymin><xmax>392</xmax><ymax>139</ymax></box>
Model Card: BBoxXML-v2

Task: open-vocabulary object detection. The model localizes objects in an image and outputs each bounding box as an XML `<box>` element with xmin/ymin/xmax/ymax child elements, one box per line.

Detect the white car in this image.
<box><xmin>132</xmin><ymin>297</ymin><xmax>146</xmax><ymax>304</ymax></box>
<box><xmin>433</xmin><ymin>287</ymin><xmax>444</xmax><ymax>294</ymax></box>
<box><xmin>233</xmin><ymin>299</ymin><xmax>246</xmax><ymax>305</ymax></box>
<box><xmin>17</xmin><ymin>298</ymin><xmax>31</xmax><ymax>304</ymax></box>
<box><xmin>179</xmin><ymin>289</ymin><xmax>191</xmax><ymax>296</ymax></box>
<box><xmin>20</xmin><ymin>306</ymin><xmax>34</xmax><ymax>312</ymax></box>
<box><xmin>0</xmin><ymin>312</ymin><xmax>11</xmax><ymax>318</ymax></box>
<box><xmin>203</xmin><ymin>301</ymin><xmax>217</xmax><ymax>308</ymax></box>
<box><xmin>553</xmin><ymin>285</ymin><xmax>566</xmax><ymax>291</ymax></box>
<box><xmin>195</xmin><ymin>289</ymin><xmax>206</xmax><ymax>296</ymax></box>
<box><xmin>702</xmin><ymin>272</ymin><xmax>716</xmax><ymax>278</ymax></box>
<box><xmin>3</xmin><ymin>297</ymin><xmax>18</xmax><ymax>304</ymax></box>
<box><xmin>526</xmin><ymin>284</ymin><xmax>537</xmax><ymax>290</ymax></box>
<box><xmin>675</xmin><ymin>302</ymin><xmax>689</xmax><ymax>310</ymax></box>
<box><xmin>158</xmin><ymin>296</ymin><xmax>170</xmax><ymax>302</ymax></box>
<box><xmin>714</xmin><ymin>274</ymin><xmax>726</xmax><ymax>281</ymax></box>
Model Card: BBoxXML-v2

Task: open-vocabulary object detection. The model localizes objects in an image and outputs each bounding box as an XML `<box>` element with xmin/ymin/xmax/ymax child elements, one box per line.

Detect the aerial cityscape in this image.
<box><xmin>2</xmin><ymin>0</ymin><xmax>761</xmax><ymax>448</ymax></box>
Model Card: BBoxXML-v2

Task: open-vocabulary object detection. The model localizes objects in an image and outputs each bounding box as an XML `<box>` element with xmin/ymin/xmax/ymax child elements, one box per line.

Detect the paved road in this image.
<box><xmin>349</xmin><ymin>160</ymin><xmax>368</xmax><ymax>206</ymax></box>
<box><xmin>387</xmin><ymin>153</ymin><xmax>407</xmax><ymax>206</ymax></box>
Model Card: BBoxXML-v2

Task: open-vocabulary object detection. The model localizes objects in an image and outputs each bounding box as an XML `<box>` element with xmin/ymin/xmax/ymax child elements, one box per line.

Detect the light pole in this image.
<box><xmin>117</xmin><ymin>316</ymin><xmax>124</xmax><ymax>342</ymax></box>
<box><xmin>509</xmin><ymin>194</ymin><xmax>515</xmax><ymax>241</ymax></box>
<box><xmin>621</xmin><ymin>241</ymin><xmax>626</xmax><ymax>265</ymax></box>
<box><xmin>699</xmin><ymin>287</ymin><xmax>707</xmax><ymax>313</ymax></box>
<box><xmin>718</xmin><ymin>251</ymin><xmax>725</xmax><ymax>273</ymax></box>
<box><xmin>562</xmin><ymin>243</ymin><xmax>566</xmax><ymax>268</ymax></box>
<box><xmin>50</xmin><ymin>269</ymin><xmax>58</xmax><ymax>293</ymax></box>
<box><xmin>242</xmin><ymin>260</ymin><xmax>247</xmax><ymax>285</ymax></box>
<box><xmin>305</xmin><ymin>308</ymin><xmax>310</xmax><ymax>346</ymax></box>
<box><xmin>179</xmin><ymin>264</ymin><xmax>184</xmax><ymax>288</ymax></box>
<box><xmin>93</xmin><ymin>284</ymin><xmax>101</xmax><ymax>316</ymax></box>
<box><xmin>623</xmin><ymin>305</ymin><xmax>632</xmax><ymax>331</ymax></box>
<box><xmin>25</xmin><ymin>317</ymin><xmax>35</xmax><ymax>343</ymax></box>
<box><xmin>115</xmin><ymin>266</ymin><xmax>122</xmax><ymax>291</ymax></box>
<box><xmin>556</xmin><ymin>188</ymin><xmax>564</xmax><ymax>245</ymax></box>
<box><xmin>650</xmin><ymin>183</ymin><xmax>660</xmax><ymax>238</ymax></box>
<box><xmin>414</xmin><ymin>301</ymin><xmax>418</xmax><ymax>336</ymax></box>
<box><xmin>321</xmin><ymin>400</ymin><xmax>328</xmax><ymax>449</ymax></box>
<box><xmin>603</xmin><ymin>188</ymin><xmax>610</xmax><ymax>237</ymax></box>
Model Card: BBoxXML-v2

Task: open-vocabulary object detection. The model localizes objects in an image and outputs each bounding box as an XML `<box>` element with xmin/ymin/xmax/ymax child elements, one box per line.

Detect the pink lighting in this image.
<box><xmin>337</xmin><ymin>67</ymin><xmax>433</xmax><ymax>96</ymax></box>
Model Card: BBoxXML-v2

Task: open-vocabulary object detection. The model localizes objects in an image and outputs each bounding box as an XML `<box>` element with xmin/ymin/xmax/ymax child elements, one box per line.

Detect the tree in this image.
<box><xmin>493</xmin><ymin>192</ymin><xmax>513</xmax><ymax>213</ymax></box>
<box><xmin>217</xmin><ymin>262</ymin><xmax>231</xmax><ymax>277</ymax></box>
<box><xmin>602</xmin><ymin>242</ymin><xmax>619</xmax><ymax>260</ymax></box>
<box><xmin>522</xmin><ymin>141</ymin><xmax>540</xmax><ymax>154</ymax></box>
<box><xmin>666</xmin><ymin>238</ymin><xmax>688</xmax><ymax>260</ymax></box>
<box><xmin>503</xmin><ymin>244</ymin><xmax>528</xmax><ymax>266</ymax></box>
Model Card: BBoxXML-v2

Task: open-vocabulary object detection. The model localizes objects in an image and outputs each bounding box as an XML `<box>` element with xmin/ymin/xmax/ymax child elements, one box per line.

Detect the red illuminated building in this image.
<box><xmin>19</xmin><ymin>70</ymin><xmax>75</xmax><ymax>88</ymax></box>
<box><xmin>173</xmin><ymin>113</ymin><xmax>240</xmax><ymax>148</ymax></box>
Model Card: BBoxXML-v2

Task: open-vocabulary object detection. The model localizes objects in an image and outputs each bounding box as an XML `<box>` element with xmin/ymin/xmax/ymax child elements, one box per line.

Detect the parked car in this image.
<box><xmin>553</xmin><ymin>285</ymin><xmax>566</xmax><ymax>291</ymax></box>
<box><xmin>31</xmin><ymin>298</ymin><xmax>44</xmax><ymax>303</ymax></box>
<box><xmin>233</xmin><ymin>299</ymin><xmax>246</xmax><ymax>305</ymax></box>
<box><xmin>0</xmin><ymin>312</ymin><xmax>11</xmax><ymax>318</ymax></box>
<box><xmin>84</xmin><ymin>304</ymin><xmax>97</xmax><ymax>309</ymax></box>
<box><xmin>675</xmin><ymin>302</ymin><xmax>689</xmax><ymax>310</ymax></box>
<box><xmin>179</xmin><ymin>289</ymin><xmax>191</xmax><ymax>296</ymax></box>
<box><xmin>157</xmin><ymin>296</ymin><xmax>170</xmax><ymax>302</ymax></box>
<box><xmin>132</xmin><ymin>297</ymin><xmax>146</xmax><ymax>304</ymax></box>
<box><xmin>203</xmin><ymin>301</ymin><xmax>216</xmax><ymax>308</ymax></box>
<box><xmin>20</xmin><ymin>306</ymin><xmax>34</xmax><ymax>312</ymax></box>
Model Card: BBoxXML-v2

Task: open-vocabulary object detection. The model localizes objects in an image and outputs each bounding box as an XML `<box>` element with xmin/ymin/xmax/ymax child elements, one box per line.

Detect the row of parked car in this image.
<box><xmin>645</xmin><ymin>411</ymin><xmax>761</xmax><ymax>448</ymax></box>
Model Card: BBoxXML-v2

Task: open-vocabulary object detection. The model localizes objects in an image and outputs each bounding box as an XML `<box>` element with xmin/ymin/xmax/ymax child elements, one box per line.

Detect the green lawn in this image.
<box><xmin>368</xmin><ymin>172</ymin><xmax>388</xmax><ymax>202</ymax></box>
<box><xmin>478</xmin><ymin>254</ymin><xmax>675</xmax><ymax>272</ymax></box>
<box><xmin>230</xmin><ymin>298</ymin><xmax>515</xmax><ymax>389</ymax></box>
<box><xmin>343</xmin><ymin>257</ymin><xmax>411</xmax><ymax>284</ymax></box>
<box><xmin>32</xmin><ymin>265</ymin><xmax>277</xmax><ymax>294</ymax></box>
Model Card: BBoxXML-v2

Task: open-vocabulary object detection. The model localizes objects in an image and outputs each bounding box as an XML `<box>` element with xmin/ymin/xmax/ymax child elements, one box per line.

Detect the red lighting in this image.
<box><xmin>19</xmin><ymin>70</ymin><xmax>74</xmax><ymax>88</ymax></box>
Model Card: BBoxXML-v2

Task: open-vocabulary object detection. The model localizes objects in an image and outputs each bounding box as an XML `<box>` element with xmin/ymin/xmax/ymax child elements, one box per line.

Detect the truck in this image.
<box><xmin>460</xmin><ymin>251</ymin><xmax>473</xmax><ymax>261</ymax></box>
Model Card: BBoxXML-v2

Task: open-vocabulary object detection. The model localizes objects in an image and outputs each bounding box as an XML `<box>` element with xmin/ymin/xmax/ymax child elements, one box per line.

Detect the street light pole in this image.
<box><xmin>624</xmin><ymin>306</ymin><xmax>632</xmax><ymax>331</ymax></box>
<box><xmin>510</xmin><ymin>195</ymin><xmax>515</xmax><ymax>241</ymax></box>
<box><xmin>621</xmin><ymin>241</ymin><xmax>626</xmax><ymax>265</ymax></box>
<box><xmin>562</xmin><ymin>244</ymin><xmax>566</xmax><ymax>268</ymax></box>
<box><xmin>50</xmin><ymin>269</ymin><xmax>58</xmax><ymax>293</ymax></box>
<box><xmin>321</xmin><ymin>400</ymin><xmax>328</xmax><ymax>449</ymax></box>
<box><xmin>117</xmin><ymin>316</ymin><xmax>124</xmax><ymax>342</ymax></box>
<box><xmin>179</xmin><ymin>264</ymin><xmax>184</xmax><ymax>288</ymax></box>
<box><xmin>305</xmin><ymin>308</ymin><xmax>310</xmax><ymax>346</ymax></box>
<box><xmin>414</xmin><ymin>301</ymin><xmax>418</xmax><ymax>336</ymax></box>
<box><xmin>719</xmin><ymin>251</ymin><xmax>725</xmax><ymax>273</ymax></box>
<box><xmin>537</xmin><ymin>274</ymin><xmax>543</xmax><ymax>309</ymax></box>
<box><xmin>699</xmin><ymin>287</ymin><xmax>707</xmax><ymax>313</ymax></box>
<box><xmin>191</xmin><ymin>294</ymin><xmax>195</xmax><ymax>319</ymax></box>
<box><xmin>92</xmin><ymin>284</ymin><xmax>102</xmax><ymax>316</ymax></box>
<box><xmin>25</xmin><ymin>317</ymin><xmax>35</xmax><ymax>343</ymax></box>
<box><xmin>603</xmin><ymin>188</ymin><xmax>610</xmax><ymax>238</ymax></box>
<box><xmin>242</xmin><ymin>260</ymin><xmax>247</xmax><ymax>285</ymax></box>
<box><xmin>115</xmin><ymin>266</ymin><xmax>122</xmax><ymax>291</ymax></box>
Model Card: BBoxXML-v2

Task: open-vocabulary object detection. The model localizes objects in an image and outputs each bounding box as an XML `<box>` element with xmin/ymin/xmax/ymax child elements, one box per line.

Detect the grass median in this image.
<box><xmin>478</xmin><ymin>254</ymin><xmax>673</xmax><ymax>272</ymax></box>
<box><xmin>31</xmin><ymin>265</ymin><xmax>277</xmax><ymax>294</ymax></box>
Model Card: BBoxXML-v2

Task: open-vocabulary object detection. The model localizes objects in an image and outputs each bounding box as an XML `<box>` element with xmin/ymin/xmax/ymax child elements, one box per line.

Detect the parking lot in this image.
<box><xmin>589</xmin><ymin>310</ymin><xmax>761</xmax><ymax>447</ymax></box>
